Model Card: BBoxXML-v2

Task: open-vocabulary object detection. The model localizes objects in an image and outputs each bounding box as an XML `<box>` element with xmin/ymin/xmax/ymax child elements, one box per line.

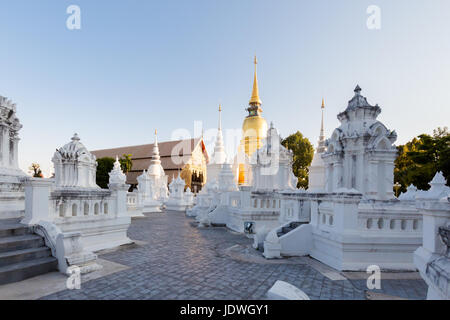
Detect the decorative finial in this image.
<box><xmin>219</xmin><ymin>104</ymin><xmax>222</xmax><ymax>112</ymax></box>
<box><xmin>155</xmin><ymin>129</ymin><xmax>157</xmax><ymax>135</ymax></box>
<box><xmin>249</xmin><ymin>56</ymin><xmax>262</xmax><ymax>107</ymax></box>
<box><xmin>321</xmin><ymin>98</ymin><xmax>325</xmax><ymax>109</ymax></box>
<box><xmin>71</xmin><ymin>133</ymin><xmax>80</xmax><ymax>141</ymax></box>
<box><xmin>354</xmin><ymin>85</ymin><xmax>362</xmax><ymax>94</ymax></box>
<box><xmin>115</xmin><ymin>155</ymin><xmax>119</xmax><ymax>162</ymax></box>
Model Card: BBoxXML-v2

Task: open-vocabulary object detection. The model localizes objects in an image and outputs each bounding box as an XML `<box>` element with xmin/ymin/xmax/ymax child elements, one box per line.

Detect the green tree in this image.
<box><xmin>394</xmin><ymin>127</ymin><xmax>450</xmax><ymax>193</ymax></box>
<box><xmin>119</xmin><ymin>154</ymin><xmax>133</xmax><ymax>174</ymax></box>
<box><xmin>281</xmin><ymin>131</ymin><xmax>314</xmax><ymax>189</ymax></box>
<box><xmin>96</xmin><ymin>157</ymin><xmax>115</xmax><ymax>189</ymax></box>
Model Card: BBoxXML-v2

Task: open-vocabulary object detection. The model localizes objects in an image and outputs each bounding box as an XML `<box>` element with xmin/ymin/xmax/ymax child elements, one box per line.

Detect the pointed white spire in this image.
<box><xmin>211</xmin><ymin>104</ymin><xmax>227</xmax><ymax>164</ymax></box>
<box><xmin>218</xmin><ymin>104</ymin><xmax>222</xmax><ymax>131</ymax></box>
<box><xmin>152</xmin><ymin>129</ymin><xmax>160</xmax><ymax>161</ymax></box>
<box><xmin>114</xmin><ymin>155</ymin><xmax>121</xmax><ymax>169</ymax></box>
<box><xmin>317</xmin><ymin>98</ymin><xmax>326</xmax><ymax>154</ymax></box>
<box><xmin>109</xmin><ymin>155</ymin><xmax>126</xmax><ymax>184</ymax></box>
<box><xmin>147</xmin><ymin>129</ymin><xmax>165</xmax><ymax>176</ymax></box>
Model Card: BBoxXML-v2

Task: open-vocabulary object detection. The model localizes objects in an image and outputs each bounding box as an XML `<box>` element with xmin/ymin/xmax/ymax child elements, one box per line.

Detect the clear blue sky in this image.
<box><xmin>1</xmin><ymin>0</ymin><xmax>449</xmax><ymax>176</ymax></box>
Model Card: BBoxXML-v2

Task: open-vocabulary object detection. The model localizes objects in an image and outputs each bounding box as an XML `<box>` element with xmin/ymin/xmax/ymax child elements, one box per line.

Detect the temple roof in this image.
<box><xmin>91</xmin><ymin>138</ymin><xmax>208</xmax><ymax>185</ymax></box>
<box><xmin>337</xmin><ymin>85</ymin><xmax>381</xmax><ymax>122</ymax></box>
<box><xmin>346</xmin><ymin>85</ymin><xmax>374</xmax><ymax>109</ymax></box>
<box><xmin>56</xmin><ymin>133</ymin><xmax>94</xmax><ymax>161</ymax></box>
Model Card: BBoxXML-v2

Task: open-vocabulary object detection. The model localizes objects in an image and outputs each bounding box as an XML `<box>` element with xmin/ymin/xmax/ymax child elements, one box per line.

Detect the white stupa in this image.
<box><xmin>109</xmin><ymin>156</ymin><xmax>127</xmax><ymax>185</ymax></box>
<box><xmin>308</xmin><ymin>99</ymin><xmax>327</xmax><ymax>191</ymax></box>
<box><xmin>251</xmin><ymin>122</ymin><xmax>297</xmax><ymax>191</ymax></box>
<box><xmin>136</xmin><ymin>130</ymin><xmax>168</xmax><ymax>213</ymax></box>
<box><xmin>187</xmin><ymin>105</ymin><xmax>227</xmax><ymax>217</ymax></box>
<box><xmin>0</xmin><ymin>95</ymin><xmax>26</xmax><ymax>220</ymax></box>
<box><xmin>165</xmin><ymin>172</ymin><xmax>192</xmax><ymax>211</ymax></box>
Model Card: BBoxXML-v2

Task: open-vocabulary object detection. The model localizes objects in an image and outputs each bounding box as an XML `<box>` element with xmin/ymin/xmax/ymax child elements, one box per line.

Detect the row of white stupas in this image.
<box><xmin>132</xmin><ymin>130</ymin><xmax>194</xmax><ymax>214</ymax></box>
<box><xmin>186</xmin><ymin>86</ymin><xmax>450</xmax><ymax>300</ymax></box>
<box><xmin>0</xmin><ymin>95</ymin><xmax>194</xmax><ymax>276</ymax></box>
<box><xmin>0</xmin><ymin>123</ymin><xmax>133</xmax><ymax>273</ymax></box>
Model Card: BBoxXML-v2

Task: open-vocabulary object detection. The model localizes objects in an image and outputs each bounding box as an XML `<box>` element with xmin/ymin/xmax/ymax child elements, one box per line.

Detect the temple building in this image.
<box><xmin>236</xmin><ymin>56</ymin><xmax>268</xmax><ymax>185</ymax></box>
<box><xmin>92</xmin><ymin>137</ymin><xmax>208</xmax><ymax>193</ymax></box>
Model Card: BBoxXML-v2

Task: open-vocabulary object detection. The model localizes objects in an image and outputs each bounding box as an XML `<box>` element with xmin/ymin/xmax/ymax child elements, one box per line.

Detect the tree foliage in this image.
<box><xmin>119</xmin><ymin>154</ymin><xmax>133</xmax><ymax>173</ymax></box>
<box><xmin>394</xmin><ymin>127</ymin><xmax>450</xmax><ymax>193</ymax></box>
<box><xmin>29</xmin><ymin>163</ymin><xmax>43</xmax><ymax>178</ymax></box>
<box><xmin>281</xmin><ymin>131</ymin><xmax>314</xmax><ymax>189</ymax></box>
<box><xmin>96</xmin><ymin>157</ymin><xmax>115</xmax><ymax>189</ymax></box>
<box><xmin>96</xmin><ymin>154</ymin><xmax>133</xmax><ymax>189</ymax></box>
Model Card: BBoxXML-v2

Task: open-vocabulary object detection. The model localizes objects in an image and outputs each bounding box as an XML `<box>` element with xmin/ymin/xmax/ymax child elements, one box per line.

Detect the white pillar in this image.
<box><xmin>21</xmin><ymin>178</ymin><xmax>53</xmax><ymax>225</ymax></box>
<box><xmin>333</xmin><ymin>162</ymin><xmax>343</xmax><ymax>190</ymax></box>
<box><xmin>332</xmin><ymin>191</ymin><xmax>362</xmax><ymax>232</ymax></box>
<box><xmin>1</xmin><ymin>127</ymin><xmax>9</xmax><ymax>168</ymax></box>
<box><xmin>12</xmin><ymin>136</ymin><xmax>20</xmax><ymax>169</ymax></box>
<box><xmin>109</xmin><ymin>183</ymin><xmax>130</xmax><ymax>217</ymax></box>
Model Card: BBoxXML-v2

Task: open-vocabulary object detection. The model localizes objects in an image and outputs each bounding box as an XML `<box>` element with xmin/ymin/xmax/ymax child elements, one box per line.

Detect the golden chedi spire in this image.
<box><xmin>249</xmin><ymin>56</ymin><xmax>262</xmax><ymax>107</ymax></box>
<box><xmin>238</xmin><ymin>56</ymin><xmax>268</xmax><ymax>185</ymax></box>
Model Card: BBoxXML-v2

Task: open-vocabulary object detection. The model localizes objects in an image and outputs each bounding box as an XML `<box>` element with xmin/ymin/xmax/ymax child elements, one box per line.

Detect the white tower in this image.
<box><xmin>0</xmin><ymin>95</ymin><xmax>26</xmax><ymax>220</ymax></box>
<box><xmin>322</xmin><ymin>86</ymin><xmax>398</xmax><ymax>200</ymax></box>
<box><xmin>52</xmin><ymin>133</ymin><xmax>99</xmax><ymax>189</ymax></box>
<box><xmin>207</xmin><ymin>105</ymin><xmax>227</xmax><ymax>183</ymax></box>
<box><xmin>308</xmin><ymin>98</ymin><xmax>327</xmax><ymax>191</ymax></box>
<box><xmin>0</xmin><ymin>96</ymin><xmax>25</xmax><ymax>176</ymax></box>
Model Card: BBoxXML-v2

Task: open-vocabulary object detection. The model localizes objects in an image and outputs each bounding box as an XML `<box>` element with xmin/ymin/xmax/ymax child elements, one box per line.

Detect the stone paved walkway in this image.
<box><xmin>42</xmin><ymin>211</ymin><xmax>427</xmax><ymax>300</ymax></box>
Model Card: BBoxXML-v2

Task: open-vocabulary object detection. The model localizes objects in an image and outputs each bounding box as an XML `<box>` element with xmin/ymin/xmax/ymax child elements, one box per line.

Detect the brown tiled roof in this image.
<box><xmin>91</xmin><ymin>138</ymin><xmax>207</xmax><ymax>185</ymax></box>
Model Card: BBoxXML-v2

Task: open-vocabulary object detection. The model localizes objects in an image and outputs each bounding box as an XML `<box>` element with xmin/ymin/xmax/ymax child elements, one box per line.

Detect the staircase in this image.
<box><xmin>0</xmin><ymin>219</ymin><xmax>57</xmax><ymax>285</ymax></box>
<box><xmin>277</xmin><ymin>221</ymin><xmax>307</xmax><ymax>238</ymax></box>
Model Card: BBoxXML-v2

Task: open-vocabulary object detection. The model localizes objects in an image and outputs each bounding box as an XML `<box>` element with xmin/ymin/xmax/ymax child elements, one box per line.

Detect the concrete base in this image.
<box><xmin>0</xmin><ymin>174</ymin><xmax>25</xmax><ymax>220</ymax></box>
<box><xmin>310</xmin><ymin>230</ymin><xmax>420</xmax><ymax>271</ymax></box>
<box><xmin>165</xmin><ymin>203</ymin><xmax>189</xmax><ymax>212</ymax></box>
<box><xmin>141</xmin><ymin>200</ymin><xmax>163</xmax><ymax>213</ymax></box>
<box><xmin>56</xmin><ymin>216</ymin><xmax>133</xmax><ymax>253</ymax></box>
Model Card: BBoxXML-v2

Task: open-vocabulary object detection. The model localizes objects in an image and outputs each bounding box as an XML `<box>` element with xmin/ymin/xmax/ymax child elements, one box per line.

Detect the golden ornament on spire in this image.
<box><xmin>219</xmin><ymin>104</ymin><xmax>222</xmax><ymax>112</ymax></box>
<box><xmin>155</xmin><ymin>129</ymin><xmax>157</xmax><ymax>135</ymax></box>
<box><xmin>321</xmin><ymin>98</ymin><xmax>325</xmax><ymax>109</ymax></box>
<box><xmin>249</xmin><ymin>56</ymin><xmax>262</xmax><ymax>106</ymax></box>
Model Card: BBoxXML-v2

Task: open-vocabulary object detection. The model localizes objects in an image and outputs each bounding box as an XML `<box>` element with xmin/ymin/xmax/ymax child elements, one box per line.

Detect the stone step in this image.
<box><xmin>0</xmin><ymin>234</ymin><xmax>44</xmax><ymax>254</ymax></box>
<box><xmin>0</xmin><ymin>218</ymin><xmax>22</xmax><ymax>225</ymax></box>
<box><xmin>281</xmin><ymin>226</ymin><xmax>294</xmax><ymax>234</ymax></box>
<box><xmin>0</xmin><ymin>256</ymin><xmax>57</xmax><ymax>285</ymax></box>
<box><xmin>278</xmin><ymin>222</ymin><xmax>307</xmax><ymax>237</ymax></box>
<box><xmin>290</xmin><ymin>222</ymin><xmax>304</xmax><ymax>229</ymax></box>
<box><xmin>0</xmin><ymin>223</ymin><xmax>31</xmax><ymax>237</ymax></box>
<box><xmin>0</xmin><ymin>247</ymin><xmax>52</xmax><ymax>267</ymax></box>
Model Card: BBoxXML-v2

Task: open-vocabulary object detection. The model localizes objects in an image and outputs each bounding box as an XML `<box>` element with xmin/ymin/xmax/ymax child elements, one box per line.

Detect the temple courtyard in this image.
<box><xmin>0</xmin><ymin>211</ymin><xmax>427</xmax><ymax>300</ymax></box>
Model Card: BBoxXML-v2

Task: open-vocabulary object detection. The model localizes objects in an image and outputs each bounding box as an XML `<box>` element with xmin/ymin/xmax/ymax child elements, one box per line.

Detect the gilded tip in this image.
<box><xmin>321</xmin><ymin>98</ymin><xmax>325</xmax><ymax>109</ymax></box>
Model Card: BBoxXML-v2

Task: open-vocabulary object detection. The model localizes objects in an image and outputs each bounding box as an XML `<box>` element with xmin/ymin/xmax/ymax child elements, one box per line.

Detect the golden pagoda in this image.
<box><xmin>237</xmin><ymin>56</ymin><xmax>268</xmax><ymax>185</ymax></box>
